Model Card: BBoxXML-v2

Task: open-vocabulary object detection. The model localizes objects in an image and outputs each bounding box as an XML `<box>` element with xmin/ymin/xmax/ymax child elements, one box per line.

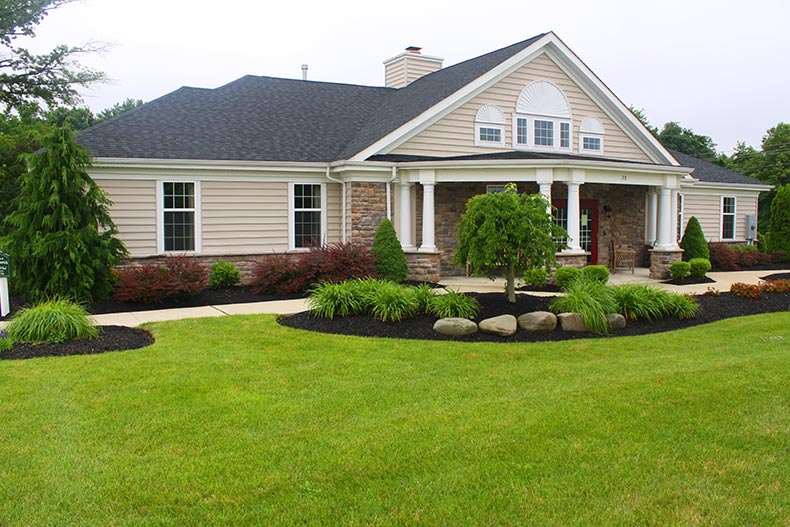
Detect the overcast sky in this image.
<box><xmin>22</xmin><ymin>0</ymin><xmax>790</xmax><ymax>154</ymax></box>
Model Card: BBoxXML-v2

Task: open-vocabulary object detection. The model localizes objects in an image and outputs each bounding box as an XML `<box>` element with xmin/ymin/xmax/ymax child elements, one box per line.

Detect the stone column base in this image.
<box><xmin>649</xmin><ymin>248</ymin><xmax>684</xmax><ymax>279</ymax></box>
<box><xmin>554</xmin><ymin>253</ymin><xmax>588</xmax><ymax>269</ymax></box>
<box><xmin>405</xmin><ymin>250</ymin><xmax>442</xmax><ymax>282</ymax></box>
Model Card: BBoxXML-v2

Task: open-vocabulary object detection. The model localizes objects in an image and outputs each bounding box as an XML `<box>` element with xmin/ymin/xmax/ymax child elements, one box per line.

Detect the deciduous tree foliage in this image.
<box><xmin>0</xmin><ymin>0</ymin><xmax>105</xmax><ymax>111</ymax></box>
<box><xmin>454</xmin><ymin>183</ymin><xmax>564</xmax><ymax>303</ymax></box>
<box><xmin>4</xmin><ymin>126</ymin><xmax>127</xmax><ymax>301</ymax></box>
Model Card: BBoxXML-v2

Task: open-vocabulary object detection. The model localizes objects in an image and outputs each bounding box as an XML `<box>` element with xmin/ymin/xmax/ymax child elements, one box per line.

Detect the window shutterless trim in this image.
<box><xmin>156</xmin><ymin>180</ymin><xmax>201</xmax><ymax>254</ymax></box>
<box><xmin>511</xmin><ymin>113</ymin><xmax>571</xmax><ymax>151</ymax></box>
<box><xmin>720</xmin><ymin>195</ymin><xmax>736</xmax><ymax>240</ymax></box>
<box><xmin>288</xmin><ymin>182</ymin><xmax>327</xmax><ymax>250</ymax></box>
<box><xmin>474</xmin><ymin>123</ymin><xmax>505</xmax><ymax>147</ymax></box>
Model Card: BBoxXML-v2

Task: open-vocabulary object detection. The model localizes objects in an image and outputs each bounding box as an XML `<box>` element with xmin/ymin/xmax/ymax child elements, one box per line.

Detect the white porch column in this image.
<box><xmin>646</xmin><ymin>187</ymin><xmax>658</xmax><ymax>246</ymax></box>
<box><xmin>419</xmin><ymin>170</ymin><xmax>437</xmax><ymax>252</ymax></box>
<box><xmin>655</xmin><ymin>185</ymin><xmax>673</xmax><ymax>249</ymax></box>
<box><xmin>562</xmin><ymin>170</ymin><xmax>585</xmax><ymax>253</ymax></box>
<box><xmin>536</xmin><ymin>168</ymin><xmax>553</xmax><ymax>214</ymax></box>
<box><xmin>398</xmin><ymin>182</ymin><xmax>414</xmax><ymax>249</ymax></box>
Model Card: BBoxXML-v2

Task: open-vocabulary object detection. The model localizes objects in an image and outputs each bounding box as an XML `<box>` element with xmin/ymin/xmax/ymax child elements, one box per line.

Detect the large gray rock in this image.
<box><xmin>478</xmin><ymin>314</ymin><xmax>518</xmax><ymax>337</ymax></box>
<box><xmin>606</xmin><ymin>313</ymin><xmax>627</xmax><ymax>331</ymax></box>
<box><xmin>433</xmin><ymin>318</ymin><xmax>478</xmax><ymax>336</ymax></box>
<box><xmin>518</xmin><ymin>311</ymin><xmax>557</xmax><ymax>332</ymax></box>
<box><xmin>557</xmin><ymin>312</ymin><xmax>586</xmax><ymax>332</ymax></box>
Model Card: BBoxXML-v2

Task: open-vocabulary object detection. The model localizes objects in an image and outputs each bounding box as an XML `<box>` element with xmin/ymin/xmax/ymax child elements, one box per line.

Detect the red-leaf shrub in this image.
<box><xmin>113</xmin><ymin>265</ymin><xmax>175</xmax><ymax>304</ymax></box>
<box><xmin>708</xmin><ymin>243</ymin><xmax>739</xmax><ymax>271</ymax></box>
<box><xmin>735</xmin><ymin>249</ymin><xmax>760</xmax><ymax>268</ymax></box>
<box><xmin>113</xmin><ymin>257</ymin><xmax>208</xmax><ymax>303</ymax></box>
<box><xmin>250</xmin><ymin>243</ymin><xmax>377</xmax><ymax>295</ymax></box>
<box><xmin>772</xmin><ymin>250</ymin><xmax>789</xmax><ymax>264</ymax></box>
<box><xmin>251</xmin><ymin>253</ymin><xmax>305</xmax><ymax>295</ymax></box>
<box><xmin>164</xmin><ymin>256</ymin><xmax>209</xmax><ymax>297</ymax></box>
<box><xmin>730</xmin><ymin>282</ymin><xmax>761</xmax><ymax>299</ymax></box>
<box><xmin>760</xmin><ymin>279</ymin><xmax>790</xmax><ymax>294</ymax></box>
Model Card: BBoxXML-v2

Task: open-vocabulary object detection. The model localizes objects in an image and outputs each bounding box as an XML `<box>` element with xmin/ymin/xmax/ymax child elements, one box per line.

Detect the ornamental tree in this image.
<box><xmin>4</xmin><ymin>125</ymin><xmax>127</xmax><ymax>301</ymax></box>
<box><xmin>767</xmin><ymin>184</ymin><xmax>790</xmax><ymax>253</ymax></box>
<box><xmin>679</xmin><ymin>216</ymin><xmax>709</xmax><ymax>261</ymax></box>
<box><xmin>454</xmin><ymin>183</ymin><xmax>564</xmax><ymax>303</ymax></box>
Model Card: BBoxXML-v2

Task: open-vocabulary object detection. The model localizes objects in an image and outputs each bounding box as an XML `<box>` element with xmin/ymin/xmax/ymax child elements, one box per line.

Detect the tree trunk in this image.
<box><xmin>506</xmin><ymin>262</ymin><xmax>516</xmax><ymax>303</ymax></box>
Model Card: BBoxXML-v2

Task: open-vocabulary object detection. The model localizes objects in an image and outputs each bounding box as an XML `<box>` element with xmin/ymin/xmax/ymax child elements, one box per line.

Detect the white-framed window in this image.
<box><xmin>579</xmin><ymin>116</ymin><xmax>604</xmax><ymax>155</ymax></box>
<box><xmin>721</xmin><ymin>196</ymin><xmax>736</xmax><ymax>240</ymax></box>
<box><xmin>486</xmin><ymin>184</ymin><xmax>506</xmax><ymax>193</ymax></box>
<box><xmin>512</xmin><ymin>81</ymin><xmax>572</xmax><ymax>152</ymax></box>
<box><xmin>157</xmin><ymin>181</ymin><xmax>201</xmax><ymax>253</ymax></box>
<box><xmin>474</xmin><ymin>104</ymin><xmax>506</xmax><ymax>147</ymax></box>
<box><xmin>289</xmin><ymin>183</ymin><xmax>326</xmax><ymax>250</ymax></box>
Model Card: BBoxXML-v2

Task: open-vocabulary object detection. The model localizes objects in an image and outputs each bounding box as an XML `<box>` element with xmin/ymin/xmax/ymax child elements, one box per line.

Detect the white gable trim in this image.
<box><xmin>350</xmin><ymin>32</ymin><xmax>677</xmax><ymax>166</ymax></box>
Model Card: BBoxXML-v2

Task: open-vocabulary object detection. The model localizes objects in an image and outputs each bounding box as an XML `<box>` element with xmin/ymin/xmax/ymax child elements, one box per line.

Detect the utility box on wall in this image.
<box><xmin>745</xmin><ymin>214</ymin><xmax>757</xmax><ymax>244</ymax></box>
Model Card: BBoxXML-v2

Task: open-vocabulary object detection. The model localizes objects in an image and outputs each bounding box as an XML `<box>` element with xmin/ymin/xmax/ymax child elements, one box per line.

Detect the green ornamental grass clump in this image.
<box><xmin>582</xmin><ymin>264</ymin><xmax>609</xmax><ymax>284</ymax></box>
<box><xmin>669</xmin><ymin>261</ymin><xmax>691</xmax><ymax>280</ymax></box>
<box><xmin>371</xmin><ymin>219</ymin><xmax>408</xmax><ymax>283</ymax></box>
<box><xmin>208</xmin><ymin>261</ymin><xmax>242</xmax><ymax>288</ymax></box>
<box><xmin>367</xmin><ymin>281</ymin><xmax>421</xmax><ymax>322</ymax></box>
<box><xmin>549</xmin><ymin>278</ymin><xmax>617</xmax><ymax>334</ymax></box>
<box><xmin>554</xmin><ymin>266</ymin><xmax>582</xmax><ymax>291</ymax></box>
<box><xmin>688</xmin><ymin>258</ymin><xmax>711</xmax><ymax>278</ymax></box>
<box><xmin>680</xmin><ymin>216</ymin><xmax>710</xmax><ymax>261</ymax></box>
<box><xmin>7</xmin><ymin>297</ymin><xmax>98</xmax><ymax>343</ymax></box>
<box><xmin>308</xmin><ymin>281</ymin><xmax>363</xmax><ymax>319</ymax></box>
<box><xmin>428</xmin><ymin>290</ymin><xmax>480</xmax><ymax>320</ymax></box>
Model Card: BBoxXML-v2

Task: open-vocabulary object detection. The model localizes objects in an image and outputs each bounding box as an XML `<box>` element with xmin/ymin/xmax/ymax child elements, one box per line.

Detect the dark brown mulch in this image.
<box><xmin>761</xmin><ymin>273</ymin><xmax>790</xmax><ymax>281</ymax></box>
<box><xmin>1</xmin><ymin>326</ymin><xmax>154</xmax><ymax>361</ymax></box>
<box><xmin>663</xmin><ymin>276</ymin><xmax>716</xmax><ymax>286</ymax></box>
<box><xmin>278</xmin><ymin>291</ymin><xmax>790</xmax><ymax>343</ymax></box>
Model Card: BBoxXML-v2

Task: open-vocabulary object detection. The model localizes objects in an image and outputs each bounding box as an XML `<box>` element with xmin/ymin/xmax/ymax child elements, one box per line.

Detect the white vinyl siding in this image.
<box><xmin>680</xmin><ymin>190</ymin><xmax>759</xmax><ymax>242</ymax></box>
<box><xmin>391</xmin><ymin>53</ymin><xmax>651</xmax><ymax>162</ymax></box>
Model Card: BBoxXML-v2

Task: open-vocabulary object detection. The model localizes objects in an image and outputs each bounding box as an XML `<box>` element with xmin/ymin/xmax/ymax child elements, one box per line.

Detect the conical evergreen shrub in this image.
<box><xmin>371</xmin><ymin>219</ymin><xmax>408</xmax><ymax>282</ymax></box>
<box><xmin>679</xmin><ymin>216</ymin><xmax>709</xmax><ymax>261</ymax></box>
<box><xmin>4</xmin><ymin>126</ymin><xmax>127</xmax><ymax>301</ymax></box>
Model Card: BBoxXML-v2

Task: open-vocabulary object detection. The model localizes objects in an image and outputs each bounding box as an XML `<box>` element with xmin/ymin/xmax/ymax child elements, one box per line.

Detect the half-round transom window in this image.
<box><xmin>516</xmin><ymin>81</ymin><xmax>571</xmax><ymax>118</ymax></box>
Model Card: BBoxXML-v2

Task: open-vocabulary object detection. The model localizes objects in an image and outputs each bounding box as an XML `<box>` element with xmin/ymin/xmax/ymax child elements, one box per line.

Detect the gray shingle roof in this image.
<box><xmin>78</xmin><ymin>34</ymin><xmax>546</xmax><ymax>162</ymax></box>
<box><xmin>669</xmin><ymin>150</ymin><xmax>768</xmax><ymax>186</ymax></box>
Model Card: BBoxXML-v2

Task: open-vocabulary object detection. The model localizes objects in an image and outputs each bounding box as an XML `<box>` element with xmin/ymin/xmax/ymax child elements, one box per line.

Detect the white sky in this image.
<box><xmin>20</xmin><ymin>0</ymin><xmax>790</xmax><ymax>154</ymax></box>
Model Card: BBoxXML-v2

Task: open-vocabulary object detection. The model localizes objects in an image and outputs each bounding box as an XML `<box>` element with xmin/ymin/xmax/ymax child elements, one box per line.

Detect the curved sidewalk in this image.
<box><xmin>1</xmin><ymin>268</ymin><xmax>786</xmax><ymax>329</ymax></box>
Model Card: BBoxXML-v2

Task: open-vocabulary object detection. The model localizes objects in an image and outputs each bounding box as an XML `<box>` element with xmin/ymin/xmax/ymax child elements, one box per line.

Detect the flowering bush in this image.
<box><xmin>760</xmin><ymin>279</ymin><xmax>790</xmax><ymax>294</ymax></box>
<box><xmin>730</xmin><ymin>282</ymin><xmax>761</xmax><ymax>300</ymax></box>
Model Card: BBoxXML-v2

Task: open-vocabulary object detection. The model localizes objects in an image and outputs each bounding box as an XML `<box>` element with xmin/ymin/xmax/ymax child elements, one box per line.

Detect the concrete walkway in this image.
<box><xmin>0</xmin><ymin>268</ymin><xmax>786</xmax><ymax>329</ymax></box>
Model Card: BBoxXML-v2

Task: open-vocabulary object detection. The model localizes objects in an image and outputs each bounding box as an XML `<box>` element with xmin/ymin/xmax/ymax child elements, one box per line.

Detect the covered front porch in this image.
<box><xmin>389</xmin><ymin>161</ymin><xmax>688</xmax><ymax>281</ymax></box>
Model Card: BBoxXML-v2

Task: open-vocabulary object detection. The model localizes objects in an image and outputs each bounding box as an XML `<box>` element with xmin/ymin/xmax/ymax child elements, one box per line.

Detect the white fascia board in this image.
<box><xmin>680</xmin><ymin>181</ymin><xmax>773</xmax><ymax>193</ymax></box>
<box><xmin>350</xmin><ymin>33</ymin><xmax>557</xmax><ymax>161</ymax></box>
<box><xmin>542</xmin><ymin>37</ymin><xmax>678</xmax><ymax>166</ymax></box>
<box><xmin>390</xmin><ymin>157</ymin><xmax>690</xmax><ymax>176</ymax></box>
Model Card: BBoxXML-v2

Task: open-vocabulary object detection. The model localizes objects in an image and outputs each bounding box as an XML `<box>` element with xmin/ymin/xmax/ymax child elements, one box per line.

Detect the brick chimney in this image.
<box><xmin>383</xmin><ymin>46</ymin><xmax>443</xmax><ymax>89</ymax></box>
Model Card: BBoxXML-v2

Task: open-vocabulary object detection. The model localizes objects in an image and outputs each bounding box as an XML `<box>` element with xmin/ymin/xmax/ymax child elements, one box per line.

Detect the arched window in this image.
<box><xmin>513</xmin><ymin>81</ymin><xmax>571</xmax><ymax>151</ymax></box>
<box><xmin>579</xmin><ymin>116</ymin><xmax>604</xmax><ymax>154</ymax></box>
<box><xmin>474</xmin><ymin>104</ymin><xmax>506</xmax><ymax>147</ymax></box>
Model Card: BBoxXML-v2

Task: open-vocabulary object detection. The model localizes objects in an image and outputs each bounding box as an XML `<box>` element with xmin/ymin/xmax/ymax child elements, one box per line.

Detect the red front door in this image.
<box><xmin>552</xmin><ymin>199</ymin><xmax>599</xmax><ymax>264</ymax></box>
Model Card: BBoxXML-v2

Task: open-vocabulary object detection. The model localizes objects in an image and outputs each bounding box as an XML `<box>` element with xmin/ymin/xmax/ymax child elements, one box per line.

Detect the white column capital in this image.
<box><xmin>418</xmin><ymin>169</ymin><xmax>436</xmax><ymax>185</ymax></box>
<box><xmin>570</xmin><ymin>168</ymin><xmax>586</xmax><ymax>185</ymax></box>
<box><xmin>536</xmin><ymin>168</ymin><xmax>554</xmax><ymax>186</ymax></box>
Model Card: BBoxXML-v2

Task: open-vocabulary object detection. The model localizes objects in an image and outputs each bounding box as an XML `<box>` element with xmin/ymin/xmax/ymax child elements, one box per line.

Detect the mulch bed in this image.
<box><xmin>278</xmin><ymin>291</ymin><xmax>790</xmax><ymax>343</ymax></box>
<box><xmin>663</xmin><ymin>276</ymin><xmax>716</xmax><ymax>286</ymax></box>
<box><xmin>1</xmin><ymin>326</ymin><xmax>154</xmax><ymax>361</ymax></box>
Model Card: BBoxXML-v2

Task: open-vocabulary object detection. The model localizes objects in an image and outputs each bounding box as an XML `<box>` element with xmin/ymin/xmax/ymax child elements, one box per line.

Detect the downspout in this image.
<box><xmin>387</xmin><ymin>166</ymin><xmax>397</xmax><ymax>221</ymax></box>
<box><xmin>325</xmin><ymin>166</ymin><xmax>346</xmax><ymax>243</ymax></box>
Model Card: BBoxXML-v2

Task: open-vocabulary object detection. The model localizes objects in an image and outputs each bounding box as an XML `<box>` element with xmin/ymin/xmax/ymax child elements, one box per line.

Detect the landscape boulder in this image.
<box><xmin>557</xmin><ymin>312</ymin><xmax>586</xmax><ymax>332</ymax></box>
<box><xmin>433</xmin><ymin>318</ymin><xmax>478</xmax><ymax>336</ymax></box>
<box><xmin>606</xmin><ymin>313</ymin><xmax>627</xmax><ymax>331</ymax></box>
<box><xmin>517</xmin><ymin>311</ymin><xmax>557</xmax><ymax>332</ymax></box>
<box><xmin>478</xmin><ymin>314</ymin><xmax>518</xmax><ymax>337</ymax></box>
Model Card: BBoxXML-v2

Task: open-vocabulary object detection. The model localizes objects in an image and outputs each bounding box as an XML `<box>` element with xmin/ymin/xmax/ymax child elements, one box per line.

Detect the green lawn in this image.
<box><xmin>1</xmin><ymin>314</ymin><xmax>788</xmax><ymax>526</ymax></box>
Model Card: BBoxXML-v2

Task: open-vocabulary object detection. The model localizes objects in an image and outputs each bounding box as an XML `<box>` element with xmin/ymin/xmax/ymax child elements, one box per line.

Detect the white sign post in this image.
<box><xmin>0</xmin><ymin>251</ymin><xmax>10</xmax><ymax>318</ymax></box>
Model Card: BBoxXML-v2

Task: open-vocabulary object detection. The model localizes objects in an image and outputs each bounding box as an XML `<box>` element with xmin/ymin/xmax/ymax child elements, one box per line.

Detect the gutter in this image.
<box><xmin>387</xmin><ymin>166</ymin><xmax>397</xmax><ymax>220</ymax></box>
<box><xmin>325</xmin><ymin>166</ymin><xmax>347</xmax><ymax>243</ymax></box>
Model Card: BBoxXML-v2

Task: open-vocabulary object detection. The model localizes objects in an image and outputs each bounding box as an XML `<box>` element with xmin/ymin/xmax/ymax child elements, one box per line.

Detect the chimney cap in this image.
<box><xmin>405</xmin><ymin>46</ymin><xmax>422</xmax><ymax>53</ymax></box>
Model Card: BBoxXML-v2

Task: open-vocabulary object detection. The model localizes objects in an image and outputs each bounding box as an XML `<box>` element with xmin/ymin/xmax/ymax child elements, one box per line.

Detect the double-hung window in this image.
<box><xmin>534</xmin><ymin>119</ymin><xmax>554</xmax><ymax>146</ymax></box>
<box><xmin>291</xmin><ymin>183</ymin><xmax>324</xmax><ymax>249</ymax></box>
<box><xmin>161</xmin><ymin>181</ymin><xmax>198</xmax><ymax>252</ymax></box>
<box><xmin>721</xmin><ymin>196</ymin><xmax>736</xmax><ymax>240</ymax></box>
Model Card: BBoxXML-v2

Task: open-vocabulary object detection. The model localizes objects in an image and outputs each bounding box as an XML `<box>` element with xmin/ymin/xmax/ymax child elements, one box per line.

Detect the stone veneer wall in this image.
<box><xmin>349</xmin><ymin>182</ymin><xmax>389</xmax><ymax>246</ymax></box>
<box><xmin>404</xmin><ymin>251</ymin><xmax>442</xmax><ymax>282</ymax></box>
<box><xmin>649</xmin><ymin>249</ymin><xmax>683</xmax><ymax>279</ymax></box>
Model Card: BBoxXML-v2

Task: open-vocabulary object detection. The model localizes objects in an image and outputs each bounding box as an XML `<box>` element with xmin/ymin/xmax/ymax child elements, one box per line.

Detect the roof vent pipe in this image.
<box><xmin>301</xmin><ymin>64</ymin><xmax>308</xmax><ymax>80</ymax></box>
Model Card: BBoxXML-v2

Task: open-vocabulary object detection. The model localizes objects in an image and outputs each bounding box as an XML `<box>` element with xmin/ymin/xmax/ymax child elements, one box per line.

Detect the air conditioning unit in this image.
<box><xmin>745</xmin><ymin>214</ymin><xmax>757</xmax><ymax>243</ymax></box>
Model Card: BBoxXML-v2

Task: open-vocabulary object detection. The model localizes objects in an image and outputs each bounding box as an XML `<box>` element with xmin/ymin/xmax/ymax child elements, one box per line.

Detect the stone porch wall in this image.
<box><xmin>349</xmin><ymin>182</ymin><xmax>389</xmax><ymax>246</ymax></box>
<box><xmin>119</xmin><ymin>254</ymin><xmax>275</xmax><ymax>285</ymax></box>
<box><xmin>405</xmin><ymin>251</ymin><xmax>442</xmax><ymax>282</ymax></box>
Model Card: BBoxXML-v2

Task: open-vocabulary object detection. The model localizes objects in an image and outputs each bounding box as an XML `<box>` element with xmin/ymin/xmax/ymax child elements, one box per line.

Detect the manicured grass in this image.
<box><xmin>0</xmin><ymin>314</ymin><xmax>788</xmax><ymax>526</ymax></box>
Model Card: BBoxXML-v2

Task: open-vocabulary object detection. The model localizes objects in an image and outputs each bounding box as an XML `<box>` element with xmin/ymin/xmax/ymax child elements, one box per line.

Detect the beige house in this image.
<box><xmin>79</xmin><ymin>32</ymin><xmax>770</xmax><ymax>280</ymax></box>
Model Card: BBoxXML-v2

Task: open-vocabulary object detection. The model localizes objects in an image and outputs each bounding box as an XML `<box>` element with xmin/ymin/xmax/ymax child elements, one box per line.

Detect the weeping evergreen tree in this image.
<box><xmin>4</xmin><ymin>126</ymin><xmax>127</xmax><ymax>302</ymax></box>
